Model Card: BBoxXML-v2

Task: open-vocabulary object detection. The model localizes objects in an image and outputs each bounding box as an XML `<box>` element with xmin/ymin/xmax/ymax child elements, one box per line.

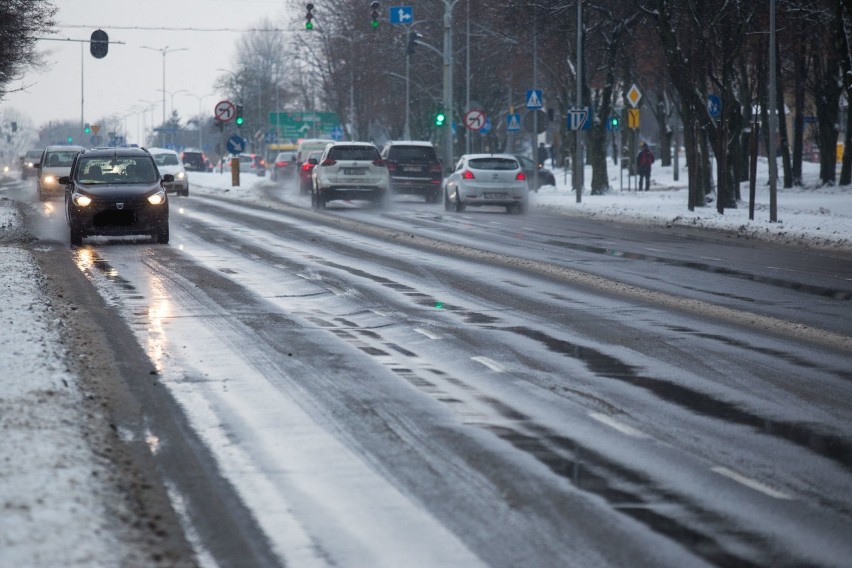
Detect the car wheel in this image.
<box><xmin>444</xmin><ymin>189</ymin><xmax>452</xmax><ymax>211</ymax></box>
<box><xmin>154</xmin><ymin>223</ymin><xmax>170</xmax><ymax>244</ymax></box>
<box><xmin>69</xmin><ymin>225</ymin><xmax>83</xmax><ymax>246</ymax></box>
<box><xmin>453</xmin><ymin>192</ymin><xmax>465</xmax><ymax>213</ymax></box>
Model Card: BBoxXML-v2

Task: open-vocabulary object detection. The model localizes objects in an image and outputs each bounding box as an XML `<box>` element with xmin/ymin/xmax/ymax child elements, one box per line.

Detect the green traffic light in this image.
<box><xmin>435</xmin><ymin>112</ymin><xmax>445</xmax><ymax>126</ymax></box>
<box><xmin>236</xmin><ymin>116</ymin><xmax>244</xmax><ymax>125</ymax></box>
<box><xmin>67</xmin><ymin>136</ymin><xmax>73</xmax><ymax>143</ymax></box>
<box><xmin>306</xmin><ymin>21</ymin><xmax>313</xmax><ymax>29</ymax></box>
<box><xmin>371</xmin><ymin>20</ymin><xmax>378</xmax><ymax>28</ymax></box>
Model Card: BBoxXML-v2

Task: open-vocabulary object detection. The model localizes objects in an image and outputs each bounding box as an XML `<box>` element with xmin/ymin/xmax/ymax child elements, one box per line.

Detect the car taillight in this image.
<box><xmin>462</xmin><ymin>170</ymin><xmax>475</xmax><ymax>180</ymax></box>
<box><xmin>386</xmin><ymin>161</ymin><xmax>397</xmax><ymax>171</ymax></box>
<box><xmin>276</xmin><ymin>161</ymin><xmax>289</xmax><ymax>167</ymax></box>
<box><xmin>429</xmin><ymin>164</ymin><xmax>443</xmax><ymax>172</ymax></box>
<box><xmin>516</xmin><ymin>171</ymin><xmax>527</xmax><ymax>181</ymax></box>
<box><xmin>373</xmin><ymin>159</ymin><xmax>386</xmax><ymax>167</ymax></box>
<box><xmin>301</xmin><ymin>162</ymin><xmax>313</xmax><ymax>171</ymax></box>
<box><xmin>321</xmin><ymin>159</ymin><xmax>336</xmax><ymax>166</ymax></box>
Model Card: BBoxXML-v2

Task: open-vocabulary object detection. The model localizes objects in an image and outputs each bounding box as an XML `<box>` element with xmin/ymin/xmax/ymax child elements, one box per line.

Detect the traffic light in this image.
<box><xmin>434</xmin><ymin>110</ymin><xmax>446</xmax><ymax>127</ymax></box>
<box><xmin>370</xmin><ymin>1</ymin><xmax>380</xmax><ymax>28</ymax></box>
<box><xmin>90</xmin><ymin>29</ymin><xmax>109</xmax><ymax>59</ymax></box>
<box><xmin>608</xmin><ymin>115</ymin><xmax>620</xmax><ymax>131</ymax></box>
<box><xmin>305</xmin><ymin>3</ymin><xmax>314</xmax><ymax>30</ymax></box>
<box><xmin>67</xmin><ymin>136</ymin><xmax>73</xmax><ymax>143</ymax></box>
<box><xmin>235</xmin><ymin>105</ymin><xmax>244</xmax><ymax>126</ymax></box>
<box><xmin>406</xmin><ymin>31</ymin><xmax>418</xmax><ymax>55</ymax></box>
<box><xmin>84</xmin><ymin>123</ymin><xmax>91</xmax><ymax>134</ymax></box>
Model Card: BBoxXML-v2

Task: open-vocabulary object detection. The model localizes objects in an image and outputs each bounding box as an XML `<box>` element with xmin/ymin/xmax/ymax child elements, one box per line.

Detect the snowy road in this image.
<box><xmin>32</xmin><ymin>179</ymin><xmax>852</xmax><ymax>568</ymax></box>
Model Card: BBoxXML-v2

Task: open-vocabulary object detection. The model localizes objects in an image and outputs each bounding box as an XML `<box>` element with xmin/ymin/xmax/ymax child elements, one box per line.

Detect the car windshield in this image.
<box><xmin>77</xmin><ymin>157</ymin><xmax>158</xmax><ymax>184</ymax></box>
<box><xmin>389</xmin><ymin>146</ymin><xmax>437</xmax><ymax>162</ymax></box>
<box><xmin>153</xmin><ymin>153</ymin><xmax>180</xmax><ymax>166</ymax></box>
<box><xmin>45</xmin><ymin>151</ymin><xmax>79</xmax><ymax>167</ymax></box>
<box><xmin>328</xmin><ymin>146</ymin><xmax>378</xmax><ymax>161</ymax></box>
<box><xmin>468</xmin><ymin>158</ymin><xmax>518</xmax><ymax>171</ymax></box>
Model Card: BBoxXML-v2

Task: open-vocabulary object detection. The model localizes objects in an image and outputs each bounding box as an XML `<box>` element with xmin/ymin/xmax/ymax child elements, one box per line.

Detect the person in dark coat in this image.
<box><xmin>636</xmin><ymin>142</ymin><xmax>654</xmax><ymax>191</ymax></box>
<box><xmin>537</xmin><ymin>142</ymin><xmax>549</xmax><ymax>169</ymax></box>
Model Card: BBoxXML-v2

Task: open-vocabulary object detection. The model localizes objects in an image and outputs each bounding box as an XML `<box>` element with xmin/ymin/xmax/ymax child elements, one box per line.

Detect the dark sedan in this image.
<box><xmin>515</xmin><ymin>155</ymin><xmax>556</xmax><ymax>191</ymax></box>
<box><xmin>61</xmin><ymin>147</ymin><xmax>172</xmax><ymax>245</ymax></box>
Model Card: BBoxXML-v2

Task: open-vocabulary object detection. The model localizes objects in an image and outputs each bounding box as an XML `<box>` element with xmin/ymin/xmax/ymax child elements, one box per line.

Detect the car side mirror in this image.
<box><xmin>162</xmin><ymin>174</ymin><xmax>175</xmax><ymax>182</ymax></box>
<box><xmin>58</xmin><ymin>176</ymin><xmax>70</xmax><ymax>185</ymax></box>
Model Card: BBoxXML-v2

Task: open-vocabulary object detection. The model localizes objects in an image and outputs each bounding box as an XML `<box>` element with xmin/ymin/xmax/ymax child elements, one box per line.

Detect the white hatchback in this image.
<box><xmin>149</xmin><ymin>147</ymin><xmax>189</xmax><ymax>196</ymax></box>
<box><xmin>444</xmin><ymin>154</ymin><xmax>529</xmax><ymax>214</ymax></box>
<box><xmin>311</xmin><ymin>142</ymin><xmax>389</xmax><ymax>209</ymax></box>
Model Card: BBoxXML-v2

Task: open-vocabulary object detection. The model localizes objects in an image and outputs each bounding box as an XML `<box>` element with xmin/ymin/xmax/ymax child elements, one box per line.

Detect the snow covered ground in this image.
<box><xmin>0</xmin><ymin>156</ymin><xmax>849</xmax><ymax>566</ymax></box>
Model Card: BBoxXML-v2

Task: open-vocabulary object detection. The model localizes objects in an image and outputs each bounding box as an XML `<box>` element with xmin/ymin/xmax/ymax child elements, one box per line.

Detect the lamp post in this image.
<box><xmin>140</xmin><ymin>46</ymin><xmax>189</xmax><ymax>138</ymax></box>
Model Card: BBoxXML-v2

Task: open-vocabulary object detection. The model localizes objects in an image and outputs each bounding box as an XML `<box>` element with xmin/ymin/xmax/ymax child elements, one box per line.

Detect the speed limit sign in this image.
<box><xmin>214</xmin><ymin>100</ymin><xmax>236</xmax><ymax>122</ymax></box>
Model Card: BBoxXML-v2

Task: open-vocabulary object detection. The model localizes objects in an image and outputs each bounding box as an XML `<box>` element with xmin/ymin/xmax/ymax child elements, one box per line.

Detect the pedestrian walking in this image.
<box><xmin>637</xmin><ymin>142</ymin><xmax>654</xmax><ymax>191</ymax></box>
<box><xmin>537</xmin><ymin>142</ymin><xmax>549</xmax><ymax>169</ymax></box>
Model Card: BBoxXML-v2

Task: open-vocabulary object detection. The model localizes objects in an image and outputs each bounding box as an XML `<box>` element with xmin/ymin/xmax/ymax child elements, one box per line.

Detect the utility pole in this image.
<box><xmin>768</xmin><ymin>0</ymin><xmax>778</xmax><ymax>222</ymax></box>
<box><xmin>442</xmin><ymin>0</ymin><xmax>459</xmax><ymax>174</ymax></box>
<box><xmin>574</xmin><ymin>0</ymin><xmax>584</xmax><ymax>203</ymax></box>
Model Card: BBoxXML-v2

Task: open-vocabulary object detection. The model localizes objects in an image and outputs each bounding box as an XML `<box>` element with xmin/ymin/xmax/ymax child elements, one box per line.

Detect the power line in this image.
<box><xmin>55</xmin><ymin>24</ymin><xmax>296</xmax><ymax>33</ymax></box>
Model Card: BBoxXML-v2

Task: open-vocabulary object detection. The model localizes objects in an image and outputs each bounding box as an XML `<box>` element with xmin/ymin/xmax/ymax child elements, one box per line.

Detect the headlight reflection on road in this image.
<box><xmin>73</xmin><ymin>248</ymin><xmax>96</xmax><ymax>272</ymax></box>
<box><xmin>146</xmin><ymin>297</ymin><xmax>172</xmax><ymax>373</ymax></box>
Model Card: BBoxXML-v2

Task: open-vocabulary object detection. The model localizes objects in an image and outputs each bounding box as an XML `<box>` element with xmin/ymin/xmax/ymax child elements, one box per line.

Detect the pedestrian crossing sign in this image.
<box><xmin>526</xmin><ymin>89</ymin><xmax>542</xmax><ymax>109</ymax></box>
<box><xmin>507</xmin><ymin>113</ymin><xmax>521</xmax><ymax>132</ymax></box>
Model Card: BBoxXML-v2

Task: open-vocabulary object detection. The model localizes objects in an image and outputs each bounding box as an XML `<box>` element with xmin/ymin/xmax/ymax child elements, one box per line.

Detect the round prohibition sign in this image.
<box><xmin>464</xmin><ymin>109</ymin><xmax>486</xmax><ymax>131</ymax></box>
<box><xmin>214</xmin><ymin>100</ymin><xmax>236</xmax><ymax>122</ymax></box>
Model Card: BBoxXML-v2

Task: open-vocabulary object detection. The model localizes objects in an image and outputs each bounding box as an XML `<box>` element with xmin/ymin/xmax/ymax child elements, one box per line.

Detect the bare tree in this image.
<box><xmin>0</xmin><ymin>0</ymin><xmax>57</xmax><ymax>100</ymax></box>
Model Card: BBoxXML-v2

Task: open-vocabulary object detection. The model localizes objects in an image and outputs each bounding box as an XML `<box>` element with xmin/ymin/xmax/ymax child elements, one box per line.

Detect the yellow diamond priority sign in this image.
<box><xmin>626</xmin><ymin>84</ymin><xmax>642</xmax><ymax>108</ymax></box>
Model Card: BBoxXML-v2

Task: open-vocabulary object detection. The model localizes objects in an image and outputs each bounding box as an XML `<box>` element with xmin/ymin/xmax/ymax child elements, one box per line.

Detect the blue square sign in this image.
<box><xmin>390</xmin><ymin>6</ymin><xmax>413</xmax><ymax>24</ymax></box>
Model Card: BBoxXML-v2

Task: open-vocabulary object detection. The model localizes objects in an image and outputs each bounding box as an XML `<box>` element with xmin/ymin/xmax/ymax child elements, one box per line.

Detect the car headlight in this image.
<box><xmin>176</xmin><ymin>171</ymin><xmax>185</xmax><ymax>180</ymax></box>
<box><xmin>72</xmin><ymin>192</ymin><xmax>92</xmax><ymax>207</ymax></box>
<box><xmin>148</xmin><ymin>189</ymin><xmax>167</xmax><ymax>205</ymax></box>
<box><xmin>43</xmin><ymin>175</ymin><xmax>56</xmax><ymax>184</ymax></box>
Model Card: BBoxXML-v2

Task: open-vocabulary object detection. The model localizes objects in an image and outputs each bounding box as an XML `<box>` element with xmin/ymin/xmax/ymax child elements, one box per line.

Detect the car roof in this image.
<box><xmin>330</xmin><ymin>141</ymin><xmax>376</xmax><ymax>147</ymax></box>
<box><xmin>462</xmin><ymin>153</ymin><xmax>518</xmax><ymax>161</ymax></box>
<box><xmin>384</xmin><ymin>140</ymin><xmax>434</xmax><ymax>147</ymax></box>
<box><xmin>79</xmin><ymin>147</ymin><xmax>151</xmax><ymax>158</ymax></box>
<box><xmin>147</xmin><ymin>147</ymin><xmax>178</xmax><ymax>155</ymax></box>
<box><xmin>44</xmin><ymin>145</ymin><xmax>86</xmax><ymax>152</ymax></box>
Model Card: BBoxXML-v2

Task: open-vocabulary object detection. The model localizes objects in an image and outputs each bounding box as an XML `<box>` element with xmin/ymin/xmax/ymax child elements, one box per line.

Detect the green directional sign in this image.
<box><xmin>269</xmin><ymin>111</ymin><xmax>341</xmax><ymax>140</ymax></box>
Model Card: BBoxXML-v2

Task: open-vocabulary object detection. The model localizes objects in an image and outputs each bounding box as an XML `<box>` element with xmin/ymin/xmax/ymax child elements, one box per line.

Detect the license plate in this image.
<box><xmin>343</xmin><ymin>168</ymin><xmax>365</xmax><ymax>175</ymax></box>
<box><xmin>403</xmin><ymin>166</ymin><xmax>422</xmax><ymax>172</ymax></box>
<box><xmin>484</xmin><ymin>192</ymin><xmax>508</xmax><ymax>199</ymax></box>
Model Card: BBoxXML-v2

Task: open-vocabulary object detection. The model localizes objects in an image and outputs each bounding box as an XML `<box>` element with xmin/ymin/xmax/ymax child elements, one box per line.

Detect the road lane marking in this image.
<box><xmin>471</xmin><ymin>356</ymin><xmax>504</xmax><ymax>372</ymax></box>
<box><xmin>711</xmin><ymin>466</ymin><xmax>793</xmax><ymax>500</ymax></box>
<box><xmin>414</xmin><ymin>328</ymin><xmax>441</xmax><ymax>340</ymax></box>
<box><xmin>589</xmin><ymin>412</ymin><xmax>647</xmax><ymax>438</ymax></box>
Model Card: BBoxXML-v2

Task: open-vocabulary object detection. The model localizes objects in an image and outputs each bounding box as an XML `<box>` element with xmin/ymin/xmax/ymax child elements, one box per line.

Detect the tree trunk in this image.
<box><xmin>792</xmin><ymin>36</ymin><xmax>806</xmax><ymax>186</ymax></box>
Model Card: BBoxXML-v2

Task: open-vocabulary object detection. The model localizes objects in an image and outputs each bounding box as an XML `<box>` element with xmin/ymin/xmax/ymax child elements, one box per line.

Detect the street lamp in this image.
<box><xmin>140</xmin><ymin>46</ymin><xmax>189</xmax><ymax>130</ymax></box>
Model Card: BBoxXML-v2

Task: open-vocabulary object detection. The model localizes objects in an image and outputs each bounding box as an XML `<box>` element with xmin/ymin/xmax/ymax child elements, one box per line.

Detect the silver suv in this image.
<box><xmin>310</xmin><ymin>142</ymin><xmax>389</xmax><ymax>209</ymax></box>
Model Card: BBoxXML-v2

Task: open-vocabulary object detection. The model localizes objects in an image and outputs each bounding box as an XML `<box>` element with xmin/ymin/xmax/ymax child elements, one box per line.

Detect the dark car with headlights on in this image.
<box><xmin>61</xmin><ymin>147</ymin><xmax>172</xmax><ymax>245</ymax></box>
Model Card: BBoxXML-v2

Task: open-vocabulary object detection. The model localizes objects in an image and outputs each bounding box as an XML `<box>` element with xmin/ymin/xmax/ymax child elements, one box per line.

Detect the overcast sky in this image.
<box><xmin>1</xmin><ymin>0</ymin><xmax>297</xmax><ymax>144</ymax></box>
